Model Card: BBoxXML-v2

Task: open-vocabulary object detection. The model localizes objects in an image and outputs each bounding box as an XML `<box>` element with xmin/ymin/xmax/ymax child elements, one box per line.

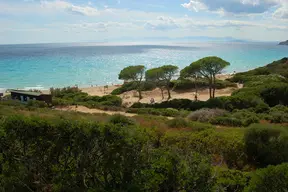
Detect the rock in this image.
<box><xmin>279</xmin><ymin>40</ymin><xmax>288</xmax><ymax>45</ymax></box>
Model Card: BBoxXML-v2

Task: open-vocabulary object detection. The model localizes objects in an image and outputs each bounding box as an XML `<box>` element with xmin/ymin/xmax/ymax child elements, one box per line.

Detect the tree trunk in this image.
<box><xmin>194</xmin><ymin>80</ymin><xmax>198</xmax><ymax>101</ymax></box>
<box><xmin>212</xmin><ymin>74</ymin><xmax>216</xmax><ymax>98</ymax></box>
<box><xmin>137</xmin><ymin>80</ymin><xmax>143</xmax><ymax>100</ymax></box>
<box><xmin>138</xmin><ymin>89</ymin><xmax>142</xmax><ymax>100</ymax></box>
<box><xmin>167</xmin><ymin>86</ymin><xmax>171</xmax><ymax>100</ymax></box>
<box><xmin>209</xmin><ymin>78</ymin><xmax>212</xmax><ymax>99</ymax></box>
<box><xmin>160</xmin><ymin>88</ymin><xmax>164</xmax><ymax>100</ymax></box>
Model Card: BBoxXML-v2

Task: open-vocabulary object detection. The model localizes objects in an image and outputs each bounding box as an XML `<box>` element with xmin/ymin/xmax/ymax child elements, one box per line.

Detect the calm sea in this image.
<box><xmin>0</xmin><ymin>42</ymin><xmax>287</xmax><ymax>89</ymax></box>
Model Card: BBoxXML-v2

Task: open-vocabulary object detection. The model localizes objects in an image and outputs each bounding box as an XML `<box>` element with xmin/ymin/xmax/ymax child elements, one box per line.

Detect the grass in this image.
<box><xmin>0</xmin><ymin>102</ymin><xmax>245</xmax><ymax>135</ymax></box>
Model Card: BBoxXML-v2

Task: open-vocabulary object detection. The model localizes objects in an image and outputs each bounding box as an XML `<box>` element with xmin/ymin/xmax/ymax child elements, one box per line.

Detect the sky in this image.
<box><xmin>0</xmin><ymin>0</ymin><xmax>287</xmax><ymax>44</ymax></box>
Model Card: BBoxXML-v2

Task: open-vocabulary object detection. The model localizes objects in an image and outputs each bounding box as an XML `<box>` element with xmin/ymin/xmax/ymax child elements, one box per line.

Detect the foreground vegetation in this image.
<box><xmin>0</xmin><ymin>57</ymin><xmax>288</xmax><ymax>191</ymax></box>
<box><xmin>0</xmin><ymin>103</ymin><xmax>288</xmax><ymax>191</ymax></box>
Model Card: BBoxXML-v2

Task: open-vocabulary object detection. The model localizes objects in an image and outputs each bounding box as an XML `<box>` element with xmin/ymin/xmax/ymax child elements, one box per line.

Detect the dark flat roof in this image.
<box><xmin>10</xmin><ymin>90</ymin><xmax>44</xmax><ymax>96</ymax></box>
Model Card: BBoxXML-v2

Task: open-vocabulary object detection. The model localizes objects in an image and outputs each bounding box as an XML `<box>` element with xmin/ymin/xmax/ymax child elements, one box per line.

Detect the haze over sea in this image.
<box><xmin>0</xmin><ymin>42</ymin><xmax>287</xmax><ymax>89</ymax></box>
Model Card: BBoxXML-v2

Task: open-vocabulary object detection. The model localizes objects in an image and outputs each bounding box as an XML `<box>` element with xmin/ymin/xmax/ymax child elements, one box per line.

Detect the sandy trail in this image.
<box><xmin>56</xmin><ymin>105</ymin><xmax>137</xmax><ymax>117</ymax></box>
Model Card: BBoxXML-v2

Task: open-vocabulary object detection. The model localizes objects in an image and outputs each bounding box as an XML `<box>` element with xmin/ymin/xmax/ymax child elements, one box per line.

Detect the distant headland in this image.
<box><xmin>279</xmin><ymin>40</ymin><xmax>288</xmax><ymax>45</ymax></box>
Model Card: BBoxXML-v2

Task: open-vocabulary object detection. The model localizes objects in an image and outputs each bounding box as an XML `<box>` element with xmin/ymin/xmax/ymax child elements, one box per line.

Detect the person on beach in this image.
<box><xmin>150</xmin><ymin>98</ymin><xmax>155</xmax><ymax>104</ymax></box>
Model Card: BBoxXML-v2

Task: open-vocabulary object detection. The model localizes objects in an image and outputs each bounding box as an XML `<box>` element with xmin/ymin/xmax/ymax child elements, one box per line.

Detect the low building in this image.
<box><xmin>10</xmin><ymin>90</ymin><xmax>52</xmax><ymax>104</ymax></box>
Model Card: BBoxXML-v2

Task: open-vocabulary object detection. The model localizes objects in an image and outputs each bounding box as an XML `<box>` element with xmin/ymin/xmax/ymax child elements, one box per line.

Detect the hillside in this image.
<box><xmin>279</xmin><ymin>40</ymin><xmax>288</xmax><ymax>45</ymax></box>
<box><xmin>230</xmin><ymin>57</ymin><xmax>288</xmax><ymax>80</ymax></box>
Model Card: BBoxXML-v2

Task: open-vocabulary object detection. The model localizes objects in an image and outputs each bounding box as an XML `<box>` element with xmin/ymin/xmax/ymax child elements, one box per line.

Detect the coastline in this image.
<box><xmin>1</xmin><ymin>74</ymin><xmax>239</xmax><ymax>106</ymax></box>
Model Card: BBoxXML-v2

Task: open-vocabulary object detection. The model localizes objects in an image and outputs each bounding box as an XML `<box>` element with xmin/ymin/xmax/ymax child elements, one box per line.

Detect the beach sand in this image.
<box><xmin>81</xmin><ymin>86</ymin><xmax>238</xmax><ymax>106</ymax></box>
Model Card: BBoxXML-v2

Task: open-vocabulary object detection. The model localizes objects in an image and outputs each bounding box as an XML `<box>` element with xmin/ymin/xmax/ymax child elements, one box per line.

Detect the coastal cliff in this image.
<box><xmin>279</xmin><ymin>40</ymin><xmax>288</xmax><ymax>45</ymax></box>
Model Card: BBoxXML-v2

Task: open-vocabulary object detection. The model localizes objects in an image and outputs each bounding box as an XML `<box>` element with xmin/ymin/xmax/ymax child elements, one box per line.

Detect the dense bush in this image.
<box><xmin>130</xmin><ymin>99</ymin><xmax>203</xmax><ymax>110</ymax></box>
<box><xmin>245</xmin><ymin>163</ymin><xmax>288</xmax><ymax>192</ymax></box>
<box><xmin>27</xmin><ymin>100</ymin><xmax>48</xmax><ymax>108</ymax></box>
<box><xmin>127</xmin><ymin>108</ymin><xmax>185</xmax><ymax>117</ymax></box>
<box><xmin>111</xmin><ymin>81</ymin><xmax>156</xmax><ymax>95</ymax></box>
<box><xmin>171</xmin><ymin>79</ymin><xmax>237</xmax><ymax>91</ymax></box>
<box><xmin>131</xmin><ymin>95</ymin><xmax>267</xmax><ymax>112</ymax></box>
<box><xmin>166</xmin><ymin>117</ymin><xmax>189</xmax><ymax>128</ymax></box>
<box><xmin>267</xmin><ymin>105</ymin><xmax>288</xmax><ymax>123</ymax></box>
<box><xmin>161</xmin><ymin>129</ymin><xmax>246</xmax><ymax>169</ymax></box>
<box><xmin>0</xmin><ymin>115</ymin><xmax>215</xmax><ymax>191</ymax></box>
<box><xmin>260</xmin><ymin>83</ymin><xmax>288</xmax><ymax>106</ymax></box>
<box><xmin>211</xmin><ymin>117</ymin><xmax>244</xmax><ymax>127</ymax></box>
<box><xmin>0</xmin><ymin>100</ymin><xmax>24</xmax><ymax>107</ymax></box>
<box><xmin>166</xmin><ymin>118</ymin><xmax>214</xmax><ymax>130</ymax></box>
<box><xmin>244</xmin><ymin>124</ymin><xmax>288</xmax><ymax>168</ymax></box>
<box><xmin>108</xmin><ymin>114</ymin><xmax>135</xmax><ymax>126</ymax></box>
<box><xmin>187</xmin><ymin>108</ymin><xmax>228</xmax><ymax>122</ymax></box>
<box><xmin>51</xmin><ymin>87</ymin><xmax>122</xmax><ymax>107</ymax></box>
<box><xmin>50</xmin><ymin>86</ymin><xmax>82</xmax><ymax>98</ymax></box>
<box><xmin>215</xmin><ymin>169</ymin><xmax>250</xmax><ymax>192</ymax></box>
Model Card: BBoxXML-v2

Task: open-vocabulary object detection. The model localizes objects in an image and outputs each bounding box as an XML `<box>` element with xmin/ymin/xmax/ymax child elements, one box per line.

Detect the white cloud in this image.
<box><xmin>181</xmin><ymin>0</ymin><xmax>288</xmax><ymax>19</ymax></box>
<box><xmin>41</xmin><ymin>0</ymin><xmax>99</xmax><ymax>16</ymax></box>
<box><xmin>181</xmin><ymin>0</ymin><xmax>208</xmax><ymax>12</ymax></box>
<box><xmin>144</xmin><ymin>16</ymin><xmax>179</xmax><ymax>30</ymax></box>
<box><xmin>241</xmin><ymin>0</ymin><xmax>260</xmax><ymax>6</ymax></box>
<box><xmin>143</xmin><ymin>16</ymin><xmax>288</xmax><ymax>31</ymax></box>
<box><xmin>272</xmin><ymin>0</ymin><xmax>288</xmax><ymax>19</ymax></box>
<box><xmin>64</xmin><ymin>22</ymin><xmax>136</xmax><ymax>33</ymax></box>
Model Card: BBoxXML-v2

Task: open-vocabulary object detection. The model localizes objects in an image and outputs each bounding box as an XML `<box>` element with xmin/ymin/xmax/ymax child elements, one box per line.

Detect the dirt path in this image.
<box><xmin>56</xmin><ymin>105</ymin><xmax>137</xmax><ymax>117</ymax></box>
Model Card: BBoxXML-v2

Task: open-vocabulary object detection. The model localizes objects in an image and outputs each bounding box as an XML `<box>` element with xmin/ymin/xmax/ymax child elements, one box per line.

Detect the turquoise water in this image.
<box><xmin>0</xmin><ymin>42</ymin><xmax>287</xmax><ymax>89</ymax></box>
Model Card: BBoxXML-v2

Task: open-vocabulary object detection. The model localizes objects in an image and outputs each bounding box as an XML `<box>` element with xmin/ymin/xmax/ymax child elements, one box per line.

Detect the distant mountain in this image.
<box><xmin>109</xmin><ymin>36</ymin><xmax>250</xmax><ymax>43</ymax></box>
<box><xmin>279</xmin><ymin>40</ymin><xmax>288</xmax><ymax>45</ymax></box>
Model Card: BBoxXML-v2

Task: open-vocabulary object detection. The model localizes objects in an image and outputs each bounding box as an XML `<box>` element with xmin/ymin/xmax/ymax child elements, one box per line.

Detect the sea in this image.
<box><xmin>0</xmin><ymin>42</ymin><xmax>287</xmax><ymax>90</ymax></box>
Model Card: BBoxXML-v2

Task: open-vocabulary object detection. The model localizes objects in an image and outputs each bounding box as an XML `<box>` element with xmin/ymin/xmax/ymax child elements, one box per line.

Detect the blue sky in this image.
<box><xmin>0</xmin><ymin>0</ymin><xmax>287</xmax><ymax>44</ymax></box>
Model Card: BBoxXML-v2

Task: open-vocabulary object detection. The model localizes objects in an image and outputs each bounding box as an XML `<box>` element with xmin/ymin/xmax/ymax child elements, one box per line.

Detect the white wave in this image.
<box><xmin>23</xmin><ymin>86</ymin><xmax>46</xmax><ymax>90</ymax></box>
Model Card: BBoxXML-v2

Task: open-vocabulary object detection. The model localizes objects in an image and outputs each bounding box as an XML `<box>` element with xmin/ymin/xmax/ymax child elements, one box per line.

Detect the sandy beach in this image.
<box><xmin>82</xmin><ymin>85</ymin><xmax>238</xmax><ymax>106</ymax></box>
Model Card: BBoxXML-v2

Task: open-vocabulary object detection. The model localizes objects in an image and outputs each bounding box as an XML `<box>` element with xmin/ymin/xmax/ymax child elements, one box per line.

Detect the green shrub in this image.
<box><xmin>131</xmin><ymin>95</ymin><xmax>266</xmax><ymax>112</ymax></box>
<box><xmin>187</xmin><ymin>108</ymin><xmax>228</xmax><ymax>122</ymax></box>
<box><xmin>27</xmin><ymin>100</ymin><xmax>48</xmax><ymax>108</ymax></box>
<box><xmin>162</xmin><ymin>129</ymin><xmax>246</xmax><ymax>169</ymax></box>
<box><xmin>51</xmin><ymin>97</ymin><xmax>71</xmax><ymax>107</ymax></box>
<box><xmin>253</xmin><ymin>102</ymin><xmax>270</xmax><ymax>113</ymax></box>
<box><xmin>187</xmin><ymin>121</ymin><xmax>214</xmax><ymax>132</ymax></box>
<box><xmin>243</xmin><ymin>116</ymin><xmax>259</xmax><ymax>127</ymax></box>
<box><xmin>0</xmin><ymin>114</ymin><xmax>215</xmax><ymax>192</ymax></box>
<box><xmin>211</xmin><ymin>117</ymin><xmax>243</xmax><ymax>127</ymax></box>
<box><xmin>51</xmin><ymin>86</ymin><xmax>122</xmax><ymax>107</ymax></box>
<box><xmin>167</xmin><ymin>118</ymin><xmax>189</xmax><ymax>128</ymax></box>
<box><xmin>111</xmin><ymin>81</ymin><xmax>156</xmax><ymax>95</ymax></box>
<box><xmin>50</xmin><ymin>86</ymin><xmax>82</xmax><ymax>98</ymax></box>
<box><xmin>245</xmin><ymin>163</ymin><xmax>288</xmax><ymax>192</ymax></box>
<box><xmin>260</xmin><ymin>83</ymin><xmax>288</xmax><ymax>106</ymax></box>
<box><xmin>244</xmin><ymin>124</ymin><xmax>288</xmax><ymax>168</ymax></box>
<box><xmin>268</xmin><ymin>105</ymin><xmax>288</xmax><ymax>123</ymax></box>
<box><xmin>108</xmin><ymin>114</ymin><xmax>135</xmax><ymax>126</ymax></box>
<box><xmin>172</xmin><ymin>79</ymin><xmax>237</xmax><ymax>91</ymax></box>
<box><xmin>216</xmin><ymin>169</ymin><xmax>250</xmax><ymax>192</ymax></box>
<box><xmin>127</xmin><ymin>108</ymin><xmax>181</xmax><ymax>117</ymax></box>
<box><xmin>0</xmin><ymin>99</ymin><xmax>24</xmax><ymax>107</ymax></box>
<box><xmin>269</xmin><ymin>111</ymin><xmax>288</xmax><ymax>123</ymax></box>
<box><xmin>222</xmin><ymin>95</ymin><xmax>266</xmax><ymax>111</ymax></box>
